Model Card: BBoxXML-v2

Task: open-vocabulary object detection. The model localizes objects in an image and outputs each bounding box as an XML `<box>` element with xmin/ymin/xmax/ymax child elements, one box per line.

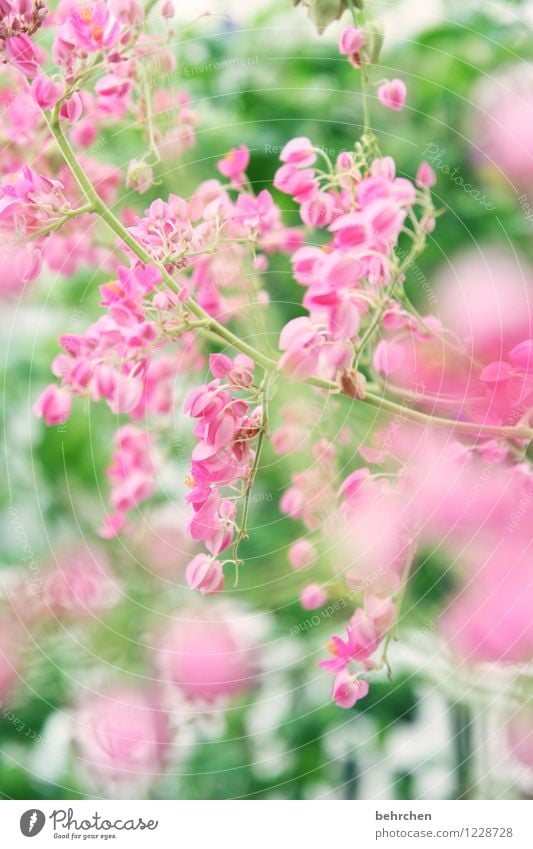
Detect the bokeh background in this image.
<box><xmin>1</xmin><ymin>0</ymin><xmax>532</xmax><ymax>799</ymax></box>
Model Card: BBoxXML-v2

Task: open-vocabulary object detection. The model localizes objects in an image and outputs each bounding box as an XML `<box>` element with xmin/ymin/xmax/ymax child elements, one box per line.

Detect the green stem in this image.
<box><xmin>27</xmin><ymin>202</ymin><xmax>95</xmax><ymax>240</ymax></box>
<box><xmin>46</xmin><ymin>107</ymin><xmax>533</xmax><ymax>445</ymax></box>
<box><xmin>232</xmin><ymin>372</ymin><xmax>272</xmax><ymax>574</ymax></box>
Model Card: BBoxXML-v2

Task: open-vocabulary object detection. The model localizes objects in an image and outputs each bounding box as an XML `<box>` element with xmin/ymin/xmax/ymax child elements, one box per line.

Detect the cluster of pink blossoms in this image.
<box><xmin>3</xmin><ymin>0</ymin><xmax>530</xmax><ymax>722</ymax></box>
<box><xmin>183</xmin><ymin>353</ymin><xmax>261</xmax><ymax>592</ymax></box>
<box><xmin>274</xmin><ymin>137</ymin><xmax>435</xmax><ymax>382</ymax></box>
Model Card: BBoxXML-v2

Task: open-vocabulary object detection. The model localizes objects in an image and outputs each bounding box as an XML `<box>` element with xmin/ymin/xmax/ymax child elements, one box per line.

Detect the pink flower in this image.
<box><xmin>33</xmin><ymin>384</ymin><xmax>72</xmax><ymax>426</ymax></box>
<box><xmin>235</xmin><ymin>189</ymin><xmax>275</xmax><ymax>231</ymax></box>
<box><xmin>60</xmin><ymin>91</ymin><xmax>83</xmax><ymax>123</ymax></box>
<box><xmin>31</xmin><ymin>74</ymin><xmax>64</xmax><ymax>110</ymax></box>
<box><xmin>300</xmin><ymin>191</ymin><xmax>335</xmax><ymax>228</ymax></box>
<box><xmin>67</xmin><ymin>3</ymin><xmax>121</xmax><ymax>52</ymax></box>
<box><xmin>373</xmin><ymin>339</ymin><xmax>405</xmax><ymax>375</ymax></box>
<box><xmin>154</xmin><ymin>615</ymin><xmax>256</xmax><ymax>702</ymax></box>
<box><xmin>274</xmin><ymin>164</ymin><xmax>316</xmax><ymax>201</ymax></box>
<box><xmin>44</xmin><ymin>548</ymin><xmax>119</xmax><ymax>616</ymax></box>
<box><xmin>300</xmin><ymin>583</ymin><xmax>328</xmax><ymax>609</ymax></box>
<box><xmin>216</xmin><ymin>145</ymin><xmax>250</xmax><ymax>186</ymax></box>
<box><xmin>74</xmin><ymin>687</ymin><xmax>169</xmax><ymax>790</ymax></box>
<box><xmin>416</xmin><ymin>161</ymin><xmax>436</xmax><ymax>188</ymax></box>
<box><xmin>378</xmin><ymin>79</ymin><xmax>407</xmax><ymax>111</ymax></box>
<box><xmin>338</xmin><ymin>26</ymin><xmax>365</xmax><ymax>66</ymax></box>
<box><xmin>5</xmin><ymin>34</ymin><xmax>42</xmax><ymax>78</ymax></box>
<box><xmin>319</xmin><ymin>609</ymin><xmax>380</xmax><ymax>672</ymax></box>
<box><xmin>338</xmin><ymin>467</ymin><xmax>370</xmax><ymax>512</ymax></box>
<box><xmin>280</xmin><ymin>137</ymin><xmax>316</xmax><ymax>168</ymax></box>
<box><xmin>332</xmin><ymin>669</ymin><xmax>369</xmax><ymax>708</ymax></box>
<box><xmin>279</xmin><ymin>316</ymin><xmax>324</xmax><ymax>381</ymax></box>
<box><xmin>185</xmin><ymin>553</ymin><xmax>224</xmax><ymax>594</ymax></box>
<box><xmin>288</xmin><ymin>539</ymin><xmax>316</xmax><ymax>570</ymax></box>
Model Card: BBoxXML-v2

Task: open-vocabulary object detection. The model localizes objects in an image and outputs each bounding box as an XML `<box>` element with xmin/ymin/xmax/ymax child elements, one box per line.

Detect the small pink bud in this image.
<box><xmin>60</xmin><ymin>91</ymin><xmax>83</xmax><ymax>123</ymax></box>
<box><xmin>209</xmin><ymin>353</ymin><xmax>233</xmax><ymax>378</ymax></box>
<box><xmin>377</xmin><ymin>79</ymin><xmax>407</xmax><ymax>111</ymax></box>
<box><xmin>338</xmin><ymin>26</ymin><xmax>365</xmax><ymax>57</ymax></box>
<box><xmin>186</xmin><ymin>554</ymin><xmax>224</xmax><ymax>594</ymax></box>
<box><xmin>288</xmin><ymin>539</ymin><xmax>316</xmax><ymax>571</ymax></box>
<box><xmin>416</xmin><ymin>161</ymin><xmax>436</xmax><ymax>188</ymax></box>
<box><xmin>15</xmin><ymin>246</ymin><xmax>42</xmax><ymax>282</ymax></box>
<box><xmin>336</xmin><ymin>150</ymin><xmax>354</xmax><ymax>170</ymax></box>
<box><xmin>161</xmin><ymin>0</ymin><xmax>174</xmax><ymax>17</ymax></box>
<box><xmin>300</xmin><ymin>583</ymin><xmax>328</xmax><ymax>610</ymax></box>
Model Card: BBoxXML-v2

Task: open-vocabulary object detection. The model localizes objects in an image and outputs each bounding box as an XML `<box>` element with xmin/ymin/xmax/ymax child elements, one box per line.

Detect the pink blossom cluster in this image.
<box><xmin>274</xmin><ymin>141</ymin><xmax>433</xmax><ymax>381</ymax></box>
<box><xmin>71</xmin><ymin>605</ymin><xmax>257</xmax><ymax>793</ymax></box>
<box><xmin>101</xmin><ymin>425</ymin><xmax>157</xmax><ymax>538</ymax></box>
<box><xmin>2</xmin><ymin>0</ymin><xmax>529</xmax><ymax>725</ymax></box>
<box><xmin>183</xmin><ymin>353</ymin><xmax>261</xmax><ymax>591</ymax></box>
<box><xmin>279</xmin><ymin>425</ymin><xmax>533</xmax><ymax>705</ymax></box>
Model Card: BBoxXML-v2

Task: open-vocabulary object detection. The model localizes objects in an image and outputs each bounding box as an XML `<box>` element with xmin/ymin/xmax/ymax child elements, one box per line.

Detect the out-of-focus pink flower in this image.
<box><xmin>378</xmin><ymin>79</ymin><xmax>407</xmax><ymax>111</ymax></box>
<box><xmin>319</xmin><ymin>609</ymin><xmax>380</xmax><ymax>672</ymax></box>
<box><xmin>332</xmin><ymin>669</ymin><xmax>369</xmax><ymax>708</ymax></box>
<box><xmin>300</xmin><ymin>191</ymin><xmax>335</xmax><ymax>228</ymax></box>
<box><xmin>44</xmin><ymin>548</ymin><xmax>119</xmax><ymax>616</ymax></box>
<box><xmin>5</xmin><ymin>34</ymin><xmax>43</xmax><ymax>78</ymax></box>
<box><xmin>279</xmin><ymin>316</ymin><xmax>324</xmax><ymax>381</ymax></box>
<box><xmin>73</xmin><ymin>687</ymin><xmax>169</xmax><ymax>791</ymax></box>
<box><xmin>33</xmin><ymin>384</ymin><xmax>72</xmax><ymax>426</ymax></box>
<box><xmin>155</xmin><ymin>615</ymin><xmax>256</xmax><ymax>702</ymax></box>
<box><xmin>288</xmin><ymin>539</ymin><xmax>316</xmax><ymax>570</ymax></box>
<box><xmin>339</xmin><ymin>26</ymin><xmax>365</xmax><ymax>56</ymax></box>
<box><xmin>216</xmin><ymin>145</ymin><xmax>250</xmax><ymax>187</ymax></box>
<box><xmin>471</xmin><ymin>64</ymin><xmax>533</xmax><ymax>194</ymax></box>
<box><xmin>234</xmin><ymin>189</ymin><xmax>275</xmax><ymax>231</ymax></box>
<box><xmin>416</xmin><ymin>161</ymin><xmax>436</xmax><ymax>188</ymax></box>
<box><xmin>109</xmin><ymin>0</ymin><xmax>143</xmax><ymax>24</ymax></box>
<box><xmin>300</xmin><ymin>583</ymin><xmax>328</xmax><ymax>609</ymax></box>
<box><xmin>373</xmin><ymin>339</ymin><xmax>405</xmax><ymax>375</ymax></box>
<box><xmin>338</xmin><ymin>26</ymin><xmax>365</xmax><ymax>66</ymax></box>
<box><xmin>185</xmin><ymin>553</ymin><xmax>224</xmax><ymax>594</ymax></box>
<box><xmin>59</xmin><ymin>91</ymin><xmax>83</xmax><ymax>123</ymax></box>
<box><xmin>31</xmin><ymin>74</ymin><xmax>64</xmax><ymax>110</ymax></box>
<box><xmin>66</xmin><ymin>3</ymin><xmax>121</xmax><ymax>53</ymax></box>
<box><xmin>280</xmin><ymin>137</ymin><xmax>316</xmax><ymax>168</ymax></box>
